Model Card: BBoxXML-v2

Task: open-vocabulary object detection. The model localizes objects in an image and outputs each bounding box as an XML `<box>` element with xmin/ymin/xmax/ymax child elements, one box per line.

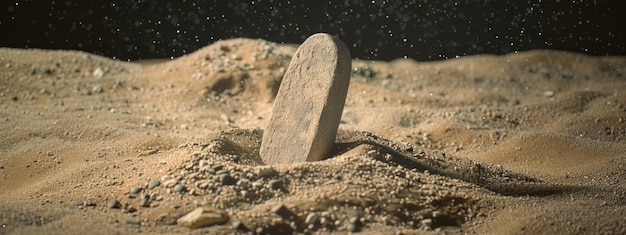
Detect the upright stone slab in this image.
<box><xmin>260</xmin><ymin>33</ymin><xmax>351</xmax><ymax>164</ymax></box>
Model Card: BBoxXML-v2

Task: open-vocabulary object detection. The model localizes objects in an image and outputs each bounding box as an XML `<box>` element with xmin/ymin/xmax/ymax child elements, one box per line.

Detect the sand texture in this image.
<box><xmin>1</xmin><ymin>38</ymin><xmax>625</xmax><ymax>234</ymax></box>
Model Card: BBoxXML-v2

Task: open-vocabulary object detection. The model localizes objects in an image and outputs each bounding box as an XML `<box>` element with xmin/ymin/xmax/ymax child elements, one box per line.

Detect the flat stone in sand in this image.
<box><xmin>260</xmin><ymin>33</ymin><xmax>351</xmax><ymax>164</ymax></box>
<box><xmin>177</xmin><ymin>206</ymin><xmax>229</xmax><ymax>229</ymax></box>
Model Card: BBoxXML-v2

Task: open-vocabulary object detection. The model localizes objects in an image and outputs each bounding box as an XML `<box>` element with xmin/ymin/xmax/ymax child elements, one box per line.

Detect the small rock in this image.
<box><xmin>421</xmin><ymin>218</ymin><xmax>433</xmax><ymax>228</ymax></box>
<box><xmin>130</xmin><ymin>186</ymin><xmax>141</xmax><ymax>194</ymax></box>
<box><xmin>163</xmin><ymin>178</ymin><xmax>178</xmax><ymax>187</ymax></box>
<box><xmin>219</xmin><ymin>174</ymin><xmax>237</xmax><ymax>186</ymax></box>
<box><xmin>215</xmin><ymin>169</ymin><xmax>230</xmax><ymax>176</ymax></box>
<box><xmin>305</xmin><ymin>212</ymin><xmax>319</xmax><ymax>225</ymax></box>
<box><xmin>346</xmin><ymin>223</ymin><xmax>358</xmax><ymax>232</ymax></box>
<box><xmin>156</xmin><ymin>213</ymin><xmax>168</xmax><ymax>222</ymax></box>
<box><xmin>257</xmin><ymin>166</ymin><xmax>277</xmax><ymax>178</ymax></box>
<box><xmin>148</xmin><ymin>179</ymin><xmax>161</xmax><ymax>190</ymax></box>
<box><xmin>177</xmin><ymin>206</ymin><xmax>229</xmax><ymax>229</ymax></box>
<box><xmin>140</xmin><ymin>195</ymin><xmax>150</xmax><ymax>207</ymax></box>
<box><xmin>93</xmin><ymin>67</ymin><xmax>104</xmax><ymax>77</ymax></box>
<box><xmin>232</xmin><ymin>221</ymin><xmax>248</xmax><ymax>231</ymax></box>
<box><xmin>81</xmin><ymin>201</ymin><xmax>97</xmax><ymax>207</ymax></box>
<box><xmin>92</xmin><ymin>84</ymin><xmax>103</xmax><ymax>94</ymax></box>
<box><xmin>126</xmin><ymin>219</ymin><xmax>141</xmax><ymax>225</ymax></box>
<box><xmin>268</xmin><ymin>179</ymin><xmax>283</xmax><ymax>190</ymax></box>
<box><xmin>123</xmin><ymin>204</ymin><xmax>137</xmax><ymax>213</ymax></box>
<box><xmin>211</xmin><ymin>164</ymin><xmax>224</xmax><ymax>173</ymax></box>
<box><xmin>271</xmin><ymin>204</ymin><xmax>293</xmax><ymax>219</ymax></box>
<box><xmin>347</xmin><ymin>216</ymin><xmax>363</xmax><ymax>232</ymax></box>
<box><xmin>108</xmin><ymin>199</ymin><xmax>121</xmax><ymax>209</ymax></box>
<box><xmin>543</xmin><ymin>90</ymin><xmax>554</xmax><ymax>97</ymax></box>
<box><xmin>161</xmin><ymin>174</ymin><xmax>173</xmax><ymax>182</ymax></box>
<box><xmin>173</xmin><ymin>184</ymin><xmax>186</xmax><ymax>193</ymax></box>
<box><xmin>237</xmin><ymin>178</ymin><xmax>251</xmax><ymax>188</ymax></box>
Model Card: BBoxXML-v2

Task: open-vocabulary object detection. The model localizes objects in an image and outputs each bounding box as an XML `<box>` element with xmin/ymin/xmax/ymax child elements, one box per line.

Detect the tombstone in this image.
<box><xmin>260</xmin><ymin>33</ymin><xmax>351</xmax><ymax>164</ymax></box>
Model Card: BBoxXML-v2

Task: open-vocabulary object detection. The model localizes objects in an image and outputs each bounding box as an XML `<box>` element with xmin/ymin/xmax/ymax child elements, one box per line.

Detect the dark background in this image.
<box><xmin>1</xmin><ymin>0</ymin><xmax>625</xmax><ymax>61</ymax></box>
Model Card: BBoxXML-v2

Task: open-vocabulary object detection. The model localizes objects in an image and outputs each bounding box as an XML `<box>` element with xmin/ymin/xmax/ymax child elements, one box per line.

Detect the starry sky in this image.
<box><xmin>1</xmin><ymin>0</ymin><xmax>625</xmax><ymax>61</ymax></box>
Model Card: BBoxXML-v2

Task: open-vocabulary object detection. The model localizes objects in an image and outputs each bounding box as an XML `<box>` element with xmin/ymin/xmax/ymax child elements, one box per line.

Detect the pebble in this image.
<box><xmin>161</xmin><ymin>175</ymin><xmax>173</xmax><ymax>182</ymax></box>
<box><xmin>77</xmin><ymin>201</ymin><xmax>96</xmax><ymax>207</ymax></box>
<box><xmin>347</xmin><ymin>223</ymin><xmax>359</xmax><ymax>232</ymax></box>
<box><xmin>123</xmin><ymin>204</ymin><xmax>137</xmax><ymax>213</ymax></box>
<box><xmin>177</xmin><ymin>206</ymin><xmax>229</xmax><ymax>229</ymax></box>
<box><xmin>148</xmin><ymin>179</ymin><xmax>161</xmax><ymax>190</ymax></box>
<box><xmin>543</xmin><ymin>90</ymin><xmax>555</xmax><ymax>97</ymax></box>
<box><xmin>92</xmin><ymin>84</ymin><xmax>103</xmax><ymax>94</ymax></box>
<box><xmin>257</xmin><ymin>166</ymin><xmax>277</xmax><ymax>178</ymax></box>
<box><xmin>232</xmin><ymin>221</ymin><xmax>247</xmax><ymax>231</ymax></box>
<box><xmin>173</xmin><ymin>184</ymin><xmax>186</xmax><ymax>193</ymax></box>
<box><xmin>305</xmin><ymin>212</ymin><xmax>319</xmax><ymax>225</ymax></box>
<box><xmin>215</xmin><ymin>169</ymin><xmax>230</xmax><ymax>176</ymax></box>
<box><xmin>140</xmin><ymin>195</ymin><xmax>150</xmax><ymax>207</ymax></box>
<box><xmin>93</xmin><ymin>67</ymin><xmax>104</xmax><ymax>77</ymax></box>
<box><xmin>126</xmin><ymin>219</ymin><xmax>141</xmax><ymax>225</ymax></box>
<box><xmin>219</xmin><ymin>174</ymin><xmax>237</xmax><ymax>186</ymax></box>
<box><xmin>260</xmin><ymin>33</ymin><xmax>352</xmax><ymax>164</ymax></box>
<box><xmin>163</xmin><ymin>178</ymin><xmax>178</xmax><ymax>188</ymax></box>
<box><xmin>270</xmin><ymin>204</ymin><xmax>293</xmax><ymax>219</ymax></box>
<box><xmin>129</xmin><ymin>186</ymin><xmax>141</xmax><ymax>194</ymax></box>
<box><xmin>211</xmin><ymin>164</ymin><xmax>224</xmax><ymax>173</ymax></box>
<box><xmin>347</xmin><ymin>216</ymin><xmax>363</xmax><ymax>232</ymax></box>
<box><xmin>268</xmin><ymin>179</ymin><xmax>283</xmax><ymax>190</ymax></box>
<box><xmin>156</xmin><ymin>213</ymin><xmax>168</xmax><ymax>222</ymax></box>
<box><xmin>421</xmin><ymin>218</ymin><xmax>433</xmax><ymax>228</ymax></box>
<box><xmin>366</xmin><ymin>149</ymin><xmax>378</xmax><ymax>158</ymax></box>
<box><xmin>108</xmin><ymin>199</ymin><xmax>121</xmax><ymax>209</ymax></box>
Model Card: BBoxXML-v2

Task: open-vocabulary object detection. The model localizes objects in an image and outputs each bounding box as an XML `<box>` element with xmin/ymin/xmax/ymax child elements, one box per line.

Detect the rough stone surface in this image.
<box><xmin>177</xmin><ymin>206</ymin><xmax>229</xmax><ymax>229</ymax></box>
<box><xmin>260</xmin><ymin>33</ymin><xmax>351</xmax><ymax>164</ymax></box>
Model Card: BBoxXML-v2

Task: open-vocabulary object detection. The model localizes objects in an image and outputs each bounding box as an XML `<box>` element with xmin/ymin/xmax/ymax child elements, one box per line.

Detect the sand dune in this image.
<box><xmin>1</xmin><ymin>38</ymin><xmax>625</xmax><ymax>234</ymax></box>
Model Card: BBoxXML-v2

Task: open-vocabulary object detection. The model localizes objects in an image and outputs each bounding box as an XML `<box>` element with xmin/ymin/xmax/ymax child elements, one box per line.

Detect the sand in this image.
<box><xmin>1</xmin><ymin>38</ymin><xmax>625</xmax><ymax>234</ymax></box>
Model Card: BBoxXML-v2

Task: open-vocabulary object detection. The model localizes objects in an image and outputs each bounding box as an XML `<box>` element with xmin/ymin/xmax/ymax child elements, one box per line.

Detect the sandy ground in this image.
<box><xmin>1</xmin><ymin>38</ymin><xmax>625</xmax><ymax>234</ymax></box>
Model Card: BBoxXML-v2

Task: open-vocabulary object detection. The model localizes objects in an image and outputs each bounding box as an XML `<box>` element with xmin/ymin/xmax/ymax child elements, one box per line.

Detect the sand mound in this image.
<box><xmin>140</xmin><ymin>38</ymin><xmax>296</xmax><ymax>103</ymax></box>
<box><xmin>106</xmin><ymin>128</ymin><xmax>560</xmax><ymax>234</ymax></box>
<box><xmin>1</xmin><ymin>38</ymin><xmax>625</xmax><ymax>234</ymax></box>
